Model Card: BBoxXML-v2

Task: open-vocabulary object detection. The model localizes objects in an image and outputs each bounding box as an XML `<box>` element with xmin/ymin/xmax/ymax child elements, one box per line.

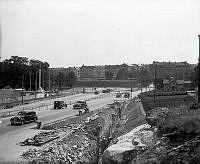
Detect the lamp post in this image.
<box><xmin>21</xmin><ymin>74</ymin><xmax>24</xmax><ymax>105</ymax></box>
<box><xmin>153</xmin><ymin>64</ymin><xmax>157</xmax><ymax>108</ymax></box>
<box><xmin>198</xmin><ymin>35</ymin><xmax>200</xmax><ymax>104</ymax></box>
<box><xmin>29</xmin><ymin>71</ymin><xmax>32</xmax><ymax>91</ymax></box>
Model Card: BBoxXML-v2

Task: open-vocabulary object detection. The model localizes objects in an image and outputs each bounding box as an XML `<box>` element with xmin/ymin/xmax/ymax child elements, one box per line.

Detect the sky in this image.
<box><xmin>0</xmin><ymin>0</ymin><xmax>200</xmax><ymax>67</ymax></box>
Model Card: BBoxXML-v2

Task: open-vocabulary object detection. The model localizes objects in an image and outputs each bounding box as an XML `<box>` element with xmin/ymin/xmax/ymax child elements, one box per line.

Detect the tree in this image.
<box><xmin>0</xmin><ymin>56</ymin><xmax>50</xmax><ymax>90</ymax></box>
<box><xmin>4</xmin><ymin>56</ymin><xmax>29</xmax><ymax>65</ymax></box>
<box><xmin>138</xmin><ymin>67</ymin><xmax>151</xmax><ymax>88</ymax></box>
<box><xmin>116</xmin><ymin>68</ymin><xmax>128</xmax><ymax>80</ymax></box>
<box><xmin>105</xmin><ymin>71</ymin><xmax>114</xmax><ymax>80</ymax></box>
<box><xmin>190</xmin><ymin>65</ymin><xmax>198</xmax><ymax>88</ymax></box>
<box><xmin>66</xmin><ymin>71</ymin><xmax>77</xmax><ymax>88</ymax></box>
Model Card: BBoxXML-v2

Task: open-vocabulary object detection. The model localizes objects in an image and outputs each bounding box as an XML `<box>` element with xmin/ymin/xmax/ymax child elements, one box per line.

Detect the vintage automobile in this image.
<box><xmin>10</xmin><ymin>110</ymin><xmax>38</xmax><ymax>125</ymax></box>
<box><xmin>116</xmin><ymin>92</ymin><xmax>122</xmax><ymax>98</ymax></box>
<box><xmin>54</xmin><ymin>101</ymin><xmax>67</xmax><ymax>109</ymax></box>
<box><xmin>94</xmin><ymin>90</ymin><xmax>99</xmax><ymax>95</ymax></box>
<box><xmin>124</xmin><ymin>92</ymin><xmax>130</xmax><ymax>99</ymax></box>
<box><xmin>102</xmin><ymin>88</ymin><xmax>112</xmax><ymax>93</ymax></box>
<box><xmin>73</xmin><ymin>101</ymin><xmax>87</xmax><ymax>109</ymax></box>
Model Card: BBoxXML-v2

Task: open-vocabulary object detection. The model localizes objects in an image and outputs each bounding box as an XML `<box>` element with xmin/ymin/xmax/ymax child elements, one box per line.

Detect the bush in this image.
<box><xmin>157</xmin><ymin>109</ymin><xmax>200</xmax><ymax>142</ymax></box>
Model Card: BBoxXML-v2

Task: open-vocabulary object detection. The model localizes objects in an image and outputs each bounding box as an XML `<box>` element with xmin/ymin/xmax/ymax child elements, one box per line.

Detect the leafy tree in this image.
<box><xmin>116</xmin><ymin>68</ymin><xmax>128</xmax><ymax>80</ymax></box>
<box><xmin>0</xmin><ymin>56</ymin><xmax>50</xmax><ymax>90</ymax></box>
<box><xmin>66</xmin><ymin>71</ymin><xmax>77</xmax><ymax>88</ymax></box>
<box><xmin>105</xmin><ymin>71</ymin><xmax>114</xmax><ymax>80</ymax></box>
<box><xmin>138</xmin><ymin>67</ymin><xmax>151</xmax><ymax>87</ymax></box>
<box><xmin>190</xmin><ymin>65</ymin><xmax>198</xmax><ymax>88</ymax></box>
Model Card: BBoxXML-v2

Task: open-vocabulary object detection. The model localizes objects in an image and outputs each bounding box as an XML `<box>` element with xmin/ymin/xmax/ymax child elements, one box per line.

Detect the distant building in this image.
<box><xmin>80</xmin><ymin>65</ymin><xmax>105</xmax><ymax>80</ymax></box>
<box><xmin>49</xmin><ymin>67</ymin><xmax>68</xmax><ymax>76</ymax></box>
<box><xmin>67</xmin><ymin>67</ymin><xmax>80</xmax><ymax>80</ymax></box>
<box><xmin>163</xmin><ymin>78</ymin><xmax>192</xmax><ymax>91</ymax></box>
<box><xmin>49</xmin><ymin>67</ymin><xmax>80</xmax><ymax>79</ymax></box>
<box><xmin>105</xmin><ymin>63</ymin><xmax>139</xmax><ymax>79</ymax></box>
<box><xmin>151</xmin><ymin>61</ymin><xmax>192</xmax><ymax>80</ymax></box>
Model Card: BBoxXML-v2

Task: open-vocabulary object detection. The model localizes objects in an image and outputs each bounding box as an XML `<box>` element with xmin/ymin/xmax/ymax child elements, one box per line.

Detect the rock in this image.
<box><xmin>101</xmin><ymin>124</ymin><xmax>153</xmax><ymax>164</ymax></box>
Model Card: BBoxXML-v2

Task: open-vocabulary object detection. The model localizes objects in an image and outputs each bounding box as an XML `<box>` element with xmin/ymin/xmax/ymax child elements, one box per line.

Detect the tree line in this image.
<box><xmin>105</xmin><ymin>67</ymin><xmax>152</xmax><ymax>88</ymax></box>
<box><xmin>0</xmin><ymin>56</ymin><xmax>76</xmax><ymax>91</ymax></box>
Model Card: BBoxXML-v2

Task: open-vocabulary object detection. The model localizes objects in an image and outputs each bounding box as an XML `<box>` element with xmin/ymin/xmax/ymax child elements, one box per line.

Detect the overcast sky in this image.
<box><xmin>0</xmin><ymin>0</ymin><xmax>200</xmax><ymax>67</ymax></box>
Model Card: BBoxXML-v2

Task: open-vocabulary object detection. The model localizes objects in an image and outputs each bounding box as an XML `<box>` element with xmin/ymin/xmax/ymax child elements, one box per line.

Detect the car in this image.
<box><xmin>124</xmin><ymin>92</ymin><xmax>130</xmax><ymax>99</ymax></box>
<box><xmin>54</xmin><ymin>101</ymin><xmax>67</xmax><ymax>109</ymax></box>
<box><xmin>102</xmin><ymin>88</ymin><xmax>112</xmax><ymax>93</ymax></box>
<box><xmin>10</xmin><ymin>110</ymin><xmax>38</xmax><ymax>125</ymax></box>
<box><xmin>116</xmin><ymin>93</ymin><xmax>122</xmax><ymax>98</ymax></box>
<box><xmin>73</xmin><ymin>101</ymin><xmax>87</xmax><ymax>109</ymax></box>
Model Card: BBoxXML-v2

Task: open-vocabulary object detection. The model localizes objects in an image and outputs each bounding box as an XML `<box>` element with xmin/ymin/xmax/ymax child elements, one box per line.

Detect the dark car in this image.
<box><xmin>10</xmin><ymin>110</ymin><xmax>38</xmax><ymax>125</ymax></box>
<box><xmin>124</xmin><ymin>92</ymin><xmax>130</xmax><ymax>99</ymax></box>
<box><xmin>94</xmin><ymin>90</ymin><xmax>99</xmax><ymax>95</ymax></box>
<box><xmin>54</xmin><ymin>101</ymin><xmax>67</xmax><ymax>109</ymax></box>
<box><xmin>102</xmin><ymin>88</ymin><xmax>112</xmax><ymax>93</ymax></box>
<box><xmin>73</xmin><ymin>101</ymin><xmax>87</xmax><ymax>109</ymax></box>
<box><xmin>116</xmin><ymin>93</ymin><xmax>122</xmax><ymax>98</ymax></box>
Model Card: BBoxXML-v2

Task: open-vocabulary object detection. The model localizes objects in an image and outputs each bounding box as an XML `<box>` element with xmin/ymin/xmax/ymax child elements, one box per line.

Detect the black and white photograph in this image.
<box><xmin>0</xmin><ymin>0</ymin><xmax>200</xmax><ymax>163</ymax></box>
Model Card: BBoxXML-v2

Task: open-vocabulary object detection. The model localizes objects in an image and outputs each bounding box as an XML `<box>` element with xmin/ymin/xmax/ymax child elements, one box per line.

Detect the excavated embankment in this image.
<box><xmin>21</xmin><ymin>101</ymin><xmax>123</xmax><ymax>163</ymax></box>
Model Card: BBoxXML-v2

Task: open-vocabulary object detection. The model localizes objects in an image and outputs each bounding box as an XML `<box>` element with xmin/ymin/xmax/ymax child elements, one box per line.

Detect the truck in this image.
<box><xmin>54</xmin><ymin>101</ymin><xmax>67</xmax><ymax>109</ymax></box>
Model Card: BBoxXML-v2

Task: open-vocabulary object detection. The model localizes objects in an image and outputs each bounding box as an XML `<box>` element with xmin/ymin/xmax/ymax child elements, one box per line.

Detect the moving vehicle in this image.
<box><xmin>102</xmin><ymin>88</ymin><xmax>112</xmax><ymax>93</ymax></box>
<box><xmin>73</xmin><ymin>101</ymin><xmax>87</xmax><ymax>109</ymax></box>
<box><xmin>54</xmin><ymin>101</ymin><xmax>67</xmax><ymax>109</ymax></box>
<box><xmin>10</xmin><ymin>110</ymin><xmax>38</xmax><ymax>125</ymax></box>
<box><xmin>124</xmin><ymin>92</ymin><xmax>130</xmax><ymax>99</ymax></box>
<box><xmin>116</xmin><ymin>93</ymin><xmax>122</xmax><ymax>98</ymax></box>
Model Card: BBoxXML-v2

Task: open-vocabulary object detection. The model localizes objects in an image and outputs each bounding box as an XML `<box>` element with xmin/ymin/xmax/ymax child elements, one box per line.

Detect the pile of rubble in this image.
<box><xmin>19</xmin><ymin>130</ymin><xmax>60</xmax><ymax>146</ymax></box>
<box><xmin>146</xmin><ymin>107</ymin><xmax>169</xmax><ymax>126</ymax></box>
<box><xmin>22</xmin><ymin>128</ymin><xmax>99</xmax><ymax>163</ymax></box>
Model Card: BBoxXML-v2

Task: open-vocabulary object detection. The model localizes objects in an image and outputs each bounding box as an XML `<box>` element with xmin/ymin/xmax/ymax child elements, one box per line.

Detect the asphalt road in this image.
<box><xmin>0</xmin><ymin>92</ymin><xmax>117</xmax><ymax>135</ymax></box>
<box><xmin>0</xmin><ymin>88</ymin><xmax>144</xmax><ymax>162</ymax></box>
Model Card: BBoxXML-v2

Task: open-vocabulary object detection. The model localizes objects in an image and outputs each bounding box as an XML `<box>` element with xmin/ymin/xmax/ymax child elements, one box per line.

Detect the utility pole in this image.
<box><xmin>29</xmin><ymin>71</ymin><xmax>32</xmax><ymax>91</ymax></box>
<box><xmin>21</xmin><ymin>74</ymin><xmax>24</xmax><ymax>105</ymax></box>
<box><xmin>42</xmin><ymin>68</ymin><xmax>45</xmax><ymax>90</ymax></box>
<box><xmin>35</xmin><ymin>70</ymin><xmax>37</xmax><ymax>99</ymax></box>
<box><xmin>198</xmin><ymin>35</ymin><xmax>200</xmax><ymax>104</ymax></box>
<box><xmin>48</xmin><ymin>69</ymin><xmax>51</xmax><ymax>93</ymax></box>
<box><xmin>153</xmin><ymin>64</ymin><xmax>157</xmax><ymax>108</ymax></box>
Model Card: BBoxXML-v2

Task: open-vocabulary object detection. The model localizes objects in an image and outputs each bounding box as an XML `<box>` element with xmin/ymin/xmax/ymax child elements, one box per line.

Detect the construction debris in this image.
<box><xmin>20</xmin><ymin>103</ymin><xmax>122</xmax><ymax>163</ymax></box>
<box><xmin>19</xmin><ymin>131</ymin><xmax>60</xmax><ymax>146</ymax></box>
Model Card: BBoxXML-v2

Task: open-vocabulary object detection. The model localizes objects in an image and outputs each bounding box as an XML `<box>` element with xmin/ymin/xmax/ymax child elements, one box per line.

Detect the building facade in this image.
<box><xmin>151</xmin><ymin>61</ymin><xmax>192</xmax><ymax>80</ymax></box>
<box><xmin>49</xmin><ymin>67</ymin><xmax>80</xmax><ymax>79</ymax></box>
<box><xmin>80</xmin><ymin>65</ymin><xmax>105</xmax><ymax>80</ymax></box>
<box><xmin>105</xmin><ymin>63</ymin><xmax>139</xmax><ymax>79</ymax></box>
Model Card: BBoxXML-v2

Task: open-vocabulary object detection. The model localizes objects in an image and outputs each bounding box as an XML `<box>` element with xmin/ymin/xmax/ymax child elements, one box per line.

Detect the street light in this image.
<box><xmin>153</xmin><ymin>63</ymin><xmax>157</xmax><ymax>108</ymax></box>
<box><xmin>198</xmin><ymin>35</ymin><xmax>200</xmax><ymax>104</ymax></box>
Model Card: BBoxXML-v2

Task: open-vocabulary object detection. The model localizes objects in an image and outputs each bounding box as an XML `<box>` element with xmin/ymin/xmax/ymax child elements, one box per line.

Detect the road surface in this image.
<box><xmin>0</xmin><ymin>88</ymin><xmax>142</xmax><ymax>162</ymax></box>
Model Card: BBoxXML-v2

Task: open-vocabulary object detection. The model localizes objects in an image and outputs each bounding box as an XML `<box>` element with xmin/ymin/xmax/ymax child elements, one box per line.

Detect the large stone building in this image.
<box><xmin>105</xmin><ymin>63</ymin><xmax>140</xmax><ymax>79</ymax></box>
<box><xmin>49</xmin><ymin>67</ymin><xmax>80</xmax><ymax>79</ymax></box>
<box><xmin>151</xmin><ymin>61</ymin><xmax>192</xmax><ymax>80</ymax></box>
<box><xmin>80</xmin><ymin>65</ymin><xmax>105</xmax><ymax>80</ymax></box>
